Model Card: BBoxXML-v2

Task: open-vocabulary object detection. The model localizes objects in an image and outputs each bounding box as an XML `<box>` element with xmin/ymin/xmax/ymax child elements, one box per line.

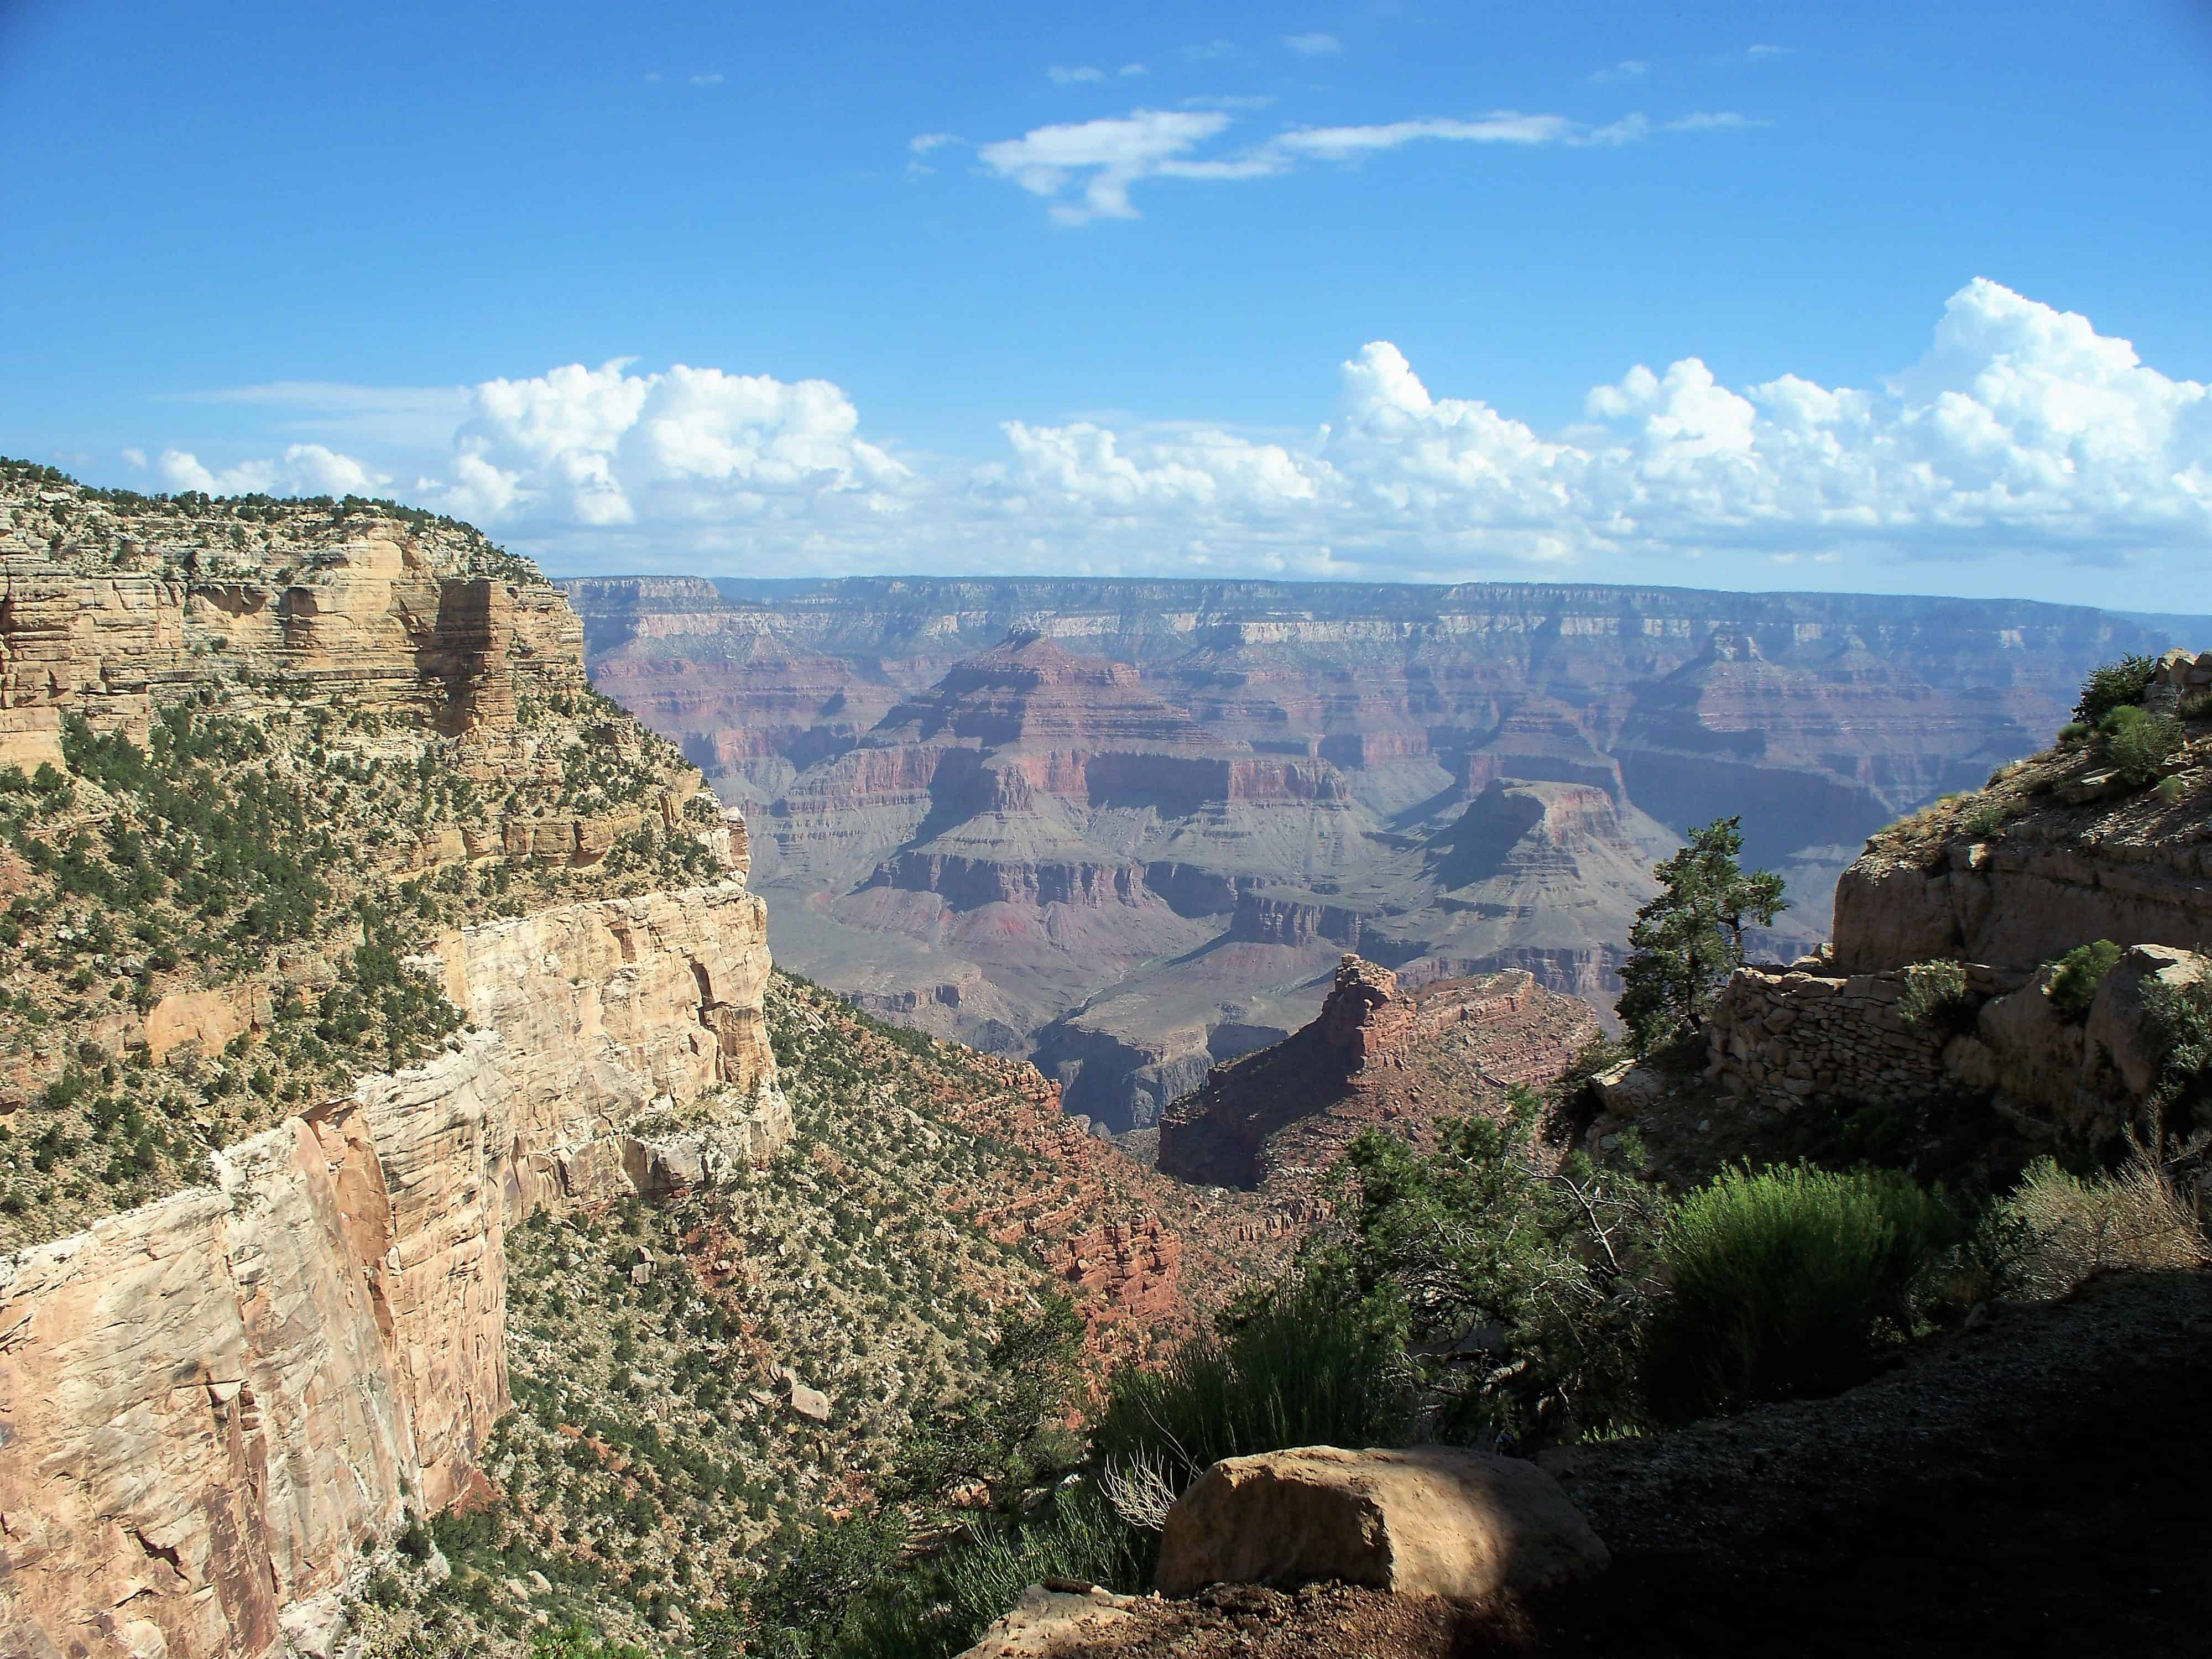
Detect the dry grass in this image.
<box><xmin>1998</xmin><ymin>1155</ymin><xmax>2208</xmax><ymax>1299</ymax></box>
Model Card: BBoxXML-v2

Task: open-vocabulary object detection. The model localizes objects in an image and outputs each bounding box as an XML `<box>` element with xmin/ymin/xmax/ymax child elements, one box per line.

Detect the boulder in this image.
<box><xmin>1589</xmin><ymin>1060</ymin><xmax>1664</xmax><ymax>1116</ymax></box>
<box><xmin>1156</xmin><ymin>1445</ymin><xmax>1609</xmax><ymax>1600</ymax></box>
<box><xmin>1943</xmin><ymin>962</ymin><xmax>2084</xmax><ymax>1124</ymax></box>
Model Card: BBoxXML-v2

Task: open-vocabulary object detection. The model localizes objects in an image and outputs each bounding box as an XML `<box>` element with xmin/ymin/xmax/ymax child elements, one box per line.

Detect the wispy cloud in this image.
<box><xmin>1048</xmin><ymin>65</ymin><xmax>1107</xmax><ymax>85</ymax></box>
<box><xmin>1118</xmin><ymin>63</ymin><xmax>1147</xmax><ymax>77</ymax></box>
<box><xmin>964</xmin><ymin>103</ymin><xmax>1737</xmax><ymax>221</ymax></box>
<box><xmin>1665</xmin><ymin>111</ymin><xmax>1760</xmax><ymax>131</ymax></box>
<box><xmin>1588</xmin><ymin>59</ymin><xmax>1646</xmax><ymax>85</ymax></box>
<box><xmin>906</xmin><ymin>131</ymin><xmax>958</xmax><ymax>178</ymax></box>
<box><xmin>690</xmin><ymin>72</ymin><xmax>723</xmax><ymax>87</ymax></box>
<box><xmin>1182</xmin><ymin>40</ymin><xmax>1235</xmax><ymax>61</ymax></box>
<box><xmin>1285</xmin><ymin>33</ymin><xmax>1342</xmax><ymax>57</ymax></box>
<box><xmin>1746</xmin><ymin>43</ymin><xmax>1789</xmax><ymax>58</ymax></box>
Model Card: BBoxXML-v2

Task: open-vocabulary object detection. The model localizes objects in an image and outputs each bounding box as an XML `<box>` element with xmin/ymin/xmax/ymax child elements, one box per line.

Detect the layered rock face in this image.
<box><xmin>0</xmin><ymin>883</ymin><xmax>788</xmax><ymax>1659</ymax></box>
<box><xmin>0</xmin><ymin>493</ymin><xmax>584</xmax><ymax>765</ymax></box>
<box><xmin>571</xmin><ymin>576</ymin><xmax>2168</xmax><ymax>1124</ymax></box>
<box><xmin>1159</xmin><ymin>954</ymin><xmax>1600</xmax><ymax>1197</ymax></box>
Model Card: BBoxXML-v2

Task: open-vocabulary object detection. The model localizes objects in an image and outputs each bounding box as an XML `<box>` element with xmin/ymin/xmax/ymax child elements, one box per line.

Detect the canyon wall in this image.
<box><xmin>0</xmin><ymin>883</ymin><xmax>788</xmax><ymax>1659</ymax></box>
<box><xmin>570</xmin><ymin>576</ymin><xmax>2174</xmax><ymax>1125</ymax></box>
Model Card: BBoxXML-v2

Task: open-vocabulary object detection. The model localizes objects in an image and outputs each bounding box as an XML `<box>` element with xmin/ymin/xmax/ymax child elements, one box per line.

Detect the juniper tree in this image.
<box><xmin>1616</xmin><ymin>815</ymin><xmax>1787</xmax><ymax>1052</ymax></box>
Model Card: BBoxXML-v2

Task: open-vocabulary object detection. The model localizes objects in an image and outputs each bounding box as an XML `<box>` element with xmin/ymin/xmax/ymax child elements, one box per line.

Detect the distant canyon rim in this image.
<box><xmin>568</xmin><ymin>574</ymin><xmax>2179</xmax><ymax>1134</ymax></box>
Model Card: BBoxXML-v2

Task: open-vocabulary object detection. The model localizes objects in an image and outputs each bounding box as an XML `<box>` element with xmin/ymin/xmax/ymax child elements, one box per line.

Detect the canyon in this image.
<box><xmin>570</xmin><ymin>575</ymin><xmax>2172</xmax><ymax>1129</ymax></box>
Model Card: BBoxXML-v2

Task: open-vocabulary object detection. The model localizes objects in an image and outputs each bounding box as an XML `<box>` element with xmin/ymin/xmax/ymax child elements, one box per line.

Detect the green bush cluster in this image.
<box><xmin>2046</xmin><ymin>940</ymin><xmax>2121</xmax><ymax>1025</ymax></box>
<box><xmin>1640</xmin><ymin>1163</ymin><xmax>1959</xmax><ymax>1422</ymax></box>
<box><xmin>2102</xmin><ymin>704</ymin><xmax>2183</xmax><ymax>785</ymax></box>
<box><xmin>1896</xmin><ymin>958</ymin><xmax>1977</xmax><ymax>1035</ymax></box>
<box><xmin>2074</xmin><ymin>653</ymin><xmax>2156</xmax><ymax>726</ymax></box>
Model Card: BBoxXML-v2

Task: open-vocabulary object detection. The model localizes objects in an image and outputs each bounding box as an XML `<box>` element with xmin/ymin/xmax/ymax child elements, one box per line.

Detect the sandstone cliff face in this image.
<box><xmin>0</xmin><ymin>893</ymin><xmax>785</xmax><ymax>1658</ymax></box>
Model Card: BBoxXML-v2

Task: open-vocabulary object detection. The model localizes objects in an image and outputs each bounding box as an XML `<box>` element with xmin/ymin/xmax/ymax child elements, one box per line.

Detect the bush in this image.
<box><xmin>2046</xmin><ymin>940</ymin><xmax>2121</xmax><ymax>1025</ymax></box>
<box><xmin>1896</xmin><ymin>959</ymin><xmax>1975</xmax><ymax>1035</ymax></box>
<box><xmin>1318</xmin><ymin>1093</ymin><xmax>1662</xmax><ymax>1444</ymax></box>
<box><xmin>1641</xmin><ymin>1163</ymin><xmax>1959</xmax><ymax>1422</ymax></box>
<box><xmin>2057</xmin><ymin>721</ymin><xmax>2090</xmax><ymax>744</ymax></box>
<box><xmin>1961</xmin><ymin>798</ymin><xmax>2007</xmax><ymax>838</ymax></box>
<box><xmin>2074</xmin><ymin>653</ymin><xmax>2156</xmax><ymax>726</ymax></box>
<box><xmin>2142</xmin><ymin>972</ymin><xmax>2212</xmax><ymax>1123</ymax></box>
<box><xmin>2156</xmin><ymin>775</ymin><xmax>2188</xmax><ymax>806</ymax></box>
<box><xmin>753</xmin><ymin>1489</ymin><xmax>1145</xmax><ymax>1659</ymax></box>
<box><xmin>1092</xmin><ymin>1262</ymin><xmax>1411</xmax><ymax>1488</ymax></box>
<box><xmin>2101</xmin><ymin>705</ymin><xmax>2183</xmax><ymax>786</ymax></box>
<box><xmin>1996</xmin><ymin>1155</ymin><xmax>2207</xmax><ymax>1298</ymax></box>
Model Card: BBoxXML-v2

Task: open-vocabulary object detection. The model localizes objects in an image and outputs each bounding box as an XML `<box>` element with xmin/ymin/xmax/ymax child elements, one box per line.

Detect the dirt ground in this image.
<box><xmin>1043</xmin><ymin>1269</ymin><xmax>2212</xmax><ymax>1657</ymax></box>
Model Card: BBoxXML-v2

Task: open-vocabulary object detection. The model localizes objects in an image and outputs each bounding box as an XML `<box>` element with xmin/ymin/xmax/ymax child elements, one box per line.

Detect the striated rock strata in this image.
<box><xmin>0</xmin><ymin>883</ymin><xmax>787</xmax><ymax>1659</ymax></box>
<box><xmin>570</xmin><ymin>576</ymin><xmax>2174</xmax><ymax>1120</ymax></box>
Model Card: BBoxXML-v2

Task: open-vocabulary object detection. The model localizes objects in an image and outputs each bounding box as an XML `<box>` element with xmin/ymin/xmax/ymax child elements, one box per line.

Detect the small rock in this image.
<box><xmin>789</xmin><ymin>1379</ymin><xmax>833</xmax><ymax>1423</ymax></box>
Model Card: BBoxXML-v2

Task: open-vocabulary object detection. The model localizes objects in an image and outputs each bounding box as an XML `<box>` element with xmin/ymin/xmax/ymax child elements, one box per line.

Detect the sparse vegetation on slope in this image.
<box><xmin>349</xmin><ymin>973</ymin><xmax>1275</xmax><ymax>1658</ymax></box>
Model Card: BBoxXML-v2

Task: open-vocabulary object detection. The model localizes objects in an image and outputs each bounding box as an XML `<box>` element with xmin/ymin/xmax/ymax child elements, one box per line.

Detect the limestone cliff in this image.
<box><xmin>0</xmin><ymin>881</ymin><xmax>789</xmax><ymax>1659</ymax></box>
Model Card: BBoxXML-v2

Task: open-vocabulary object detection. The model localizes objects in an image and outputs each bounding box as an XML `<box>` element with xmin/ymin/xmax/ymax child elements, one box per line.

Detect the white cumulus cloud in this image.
<box><xmin>970</xmin><ymin>281</ymin><xmax>2212</xmax><ymax>577</ymax></box>
<box><xmin>127</xmin><ymin>283</ymin><xmax>2210</xmax><ymax>593</ymax></box>
<box><xmin>157</xmin><ymin>444</ymin><xmax>389</xmax><ymax>498</ymax></box>
<box><xmin>416</xmin><ymin>361</ymin><xmax>914</xmax><ymax>546</ymax></box>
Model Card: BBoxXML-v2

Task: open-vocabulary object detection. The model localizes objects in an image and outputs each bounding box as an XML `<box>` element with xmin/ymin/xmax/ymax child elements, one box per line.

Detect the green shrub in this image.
<box><xmin>2156</xmin><ymin>775</ymin><xmax>2187</xmax><ymax>806</ymax></box>
<box><xmin>2074</xmin><ymin>653</ymin><xmax>2156</xmax><ymax>726</ymax></box>
<box><xmin>1961</xmin><ymin>798</ymin><xmax>2007</xmax><ymax>838</ymax></box>
<box><xmin>753</xmin><ymin>1489</ymin><xmax>1145</xmax><ymax>1659</ymax></box>
<box><xmin>2102</xmin><ymin>705</ymin><xmax>2183</xmax><ymax>786</ymax></box>
<box><xmin>1092</xmin><ymin>1261</ymin><xmax>1411</xmax><ymax>1488</ymax></box>
<box><xmin>2046</xmin><ymin>940</ymin><xmax>2121</xmax><ymax>1025</ymax></box>
<box><xmin>1896</xmin><ymin>959</ymin><xmax>1975</xmax><ymax>1034</ymax></box>
<box><xmin>2142</xmin><ymin>971</ymin><xmax>2212</xmax><ymax>1123</ymax></box>
<box><xmin>1641</xmin><ymin>1163</ymin><xmax>1959</xmax><ymax>1422</ymax></box>
<box><xmin>1317</xmin><ymin>1092</ymin><xmax>1662</xmax><ymax>1444</ymax></box>
<box><xmin>2056</xmin><ymin>721</ymin><xmax>2090</xmax><ymax>744</ymax></box>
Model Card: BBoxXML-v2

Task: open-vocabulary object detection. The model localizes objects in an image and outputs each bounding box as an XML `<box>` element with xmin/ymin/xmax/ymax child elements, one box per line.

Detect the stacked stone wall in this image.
<box><xmin>1707</xmin><ymin>962</ymin><xmax>2013</xmax><ymax>1108</ymax></box>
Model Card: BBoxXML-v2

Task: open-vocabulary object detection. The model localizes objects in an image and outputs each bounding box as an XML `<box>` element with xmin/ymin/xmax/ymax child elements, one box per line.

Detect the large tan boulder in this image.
<box><xmin>1156</xmin><ymin>1445</ymin><xmax>1609</xmax><ymax>1600</ymax></box>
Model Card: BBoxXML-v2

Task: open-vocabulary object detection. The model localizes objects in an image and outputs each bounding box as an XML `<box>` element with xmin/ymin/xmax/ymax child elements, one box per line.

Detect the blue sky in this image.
<box><xmin>2</xmin><ymin>1</ymin><xmax>2208</xmax><ymax>602</ymax></box>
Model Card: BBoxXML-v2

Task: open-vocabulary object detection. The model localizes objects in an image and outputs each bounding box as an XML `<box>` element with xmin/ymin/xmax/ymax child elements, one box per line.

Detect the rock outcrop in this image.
<box><xmin>1155</xmin><ymin>1444</ymin><xmax>1610</xmax><ymax>1600</ymax></box>
<box><xmin>1709</xmin><ymin>663</ymin><xmax>2212</xmax><ymax>1143</ymax></box>
<box><xmin>1159</xmin><ymin>955</ymin><xmax>1600</xmax><ymax>1196</ymax></box>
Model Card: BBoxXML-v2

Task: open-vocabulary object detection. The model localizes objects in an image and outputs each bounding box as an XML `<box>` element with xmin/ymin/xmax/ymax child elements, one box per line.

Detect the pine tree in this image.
<box><xmin>1616</xmin><ymin>816</ymin><xmax>1787</xmax><ymax>1052</ymax></box>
